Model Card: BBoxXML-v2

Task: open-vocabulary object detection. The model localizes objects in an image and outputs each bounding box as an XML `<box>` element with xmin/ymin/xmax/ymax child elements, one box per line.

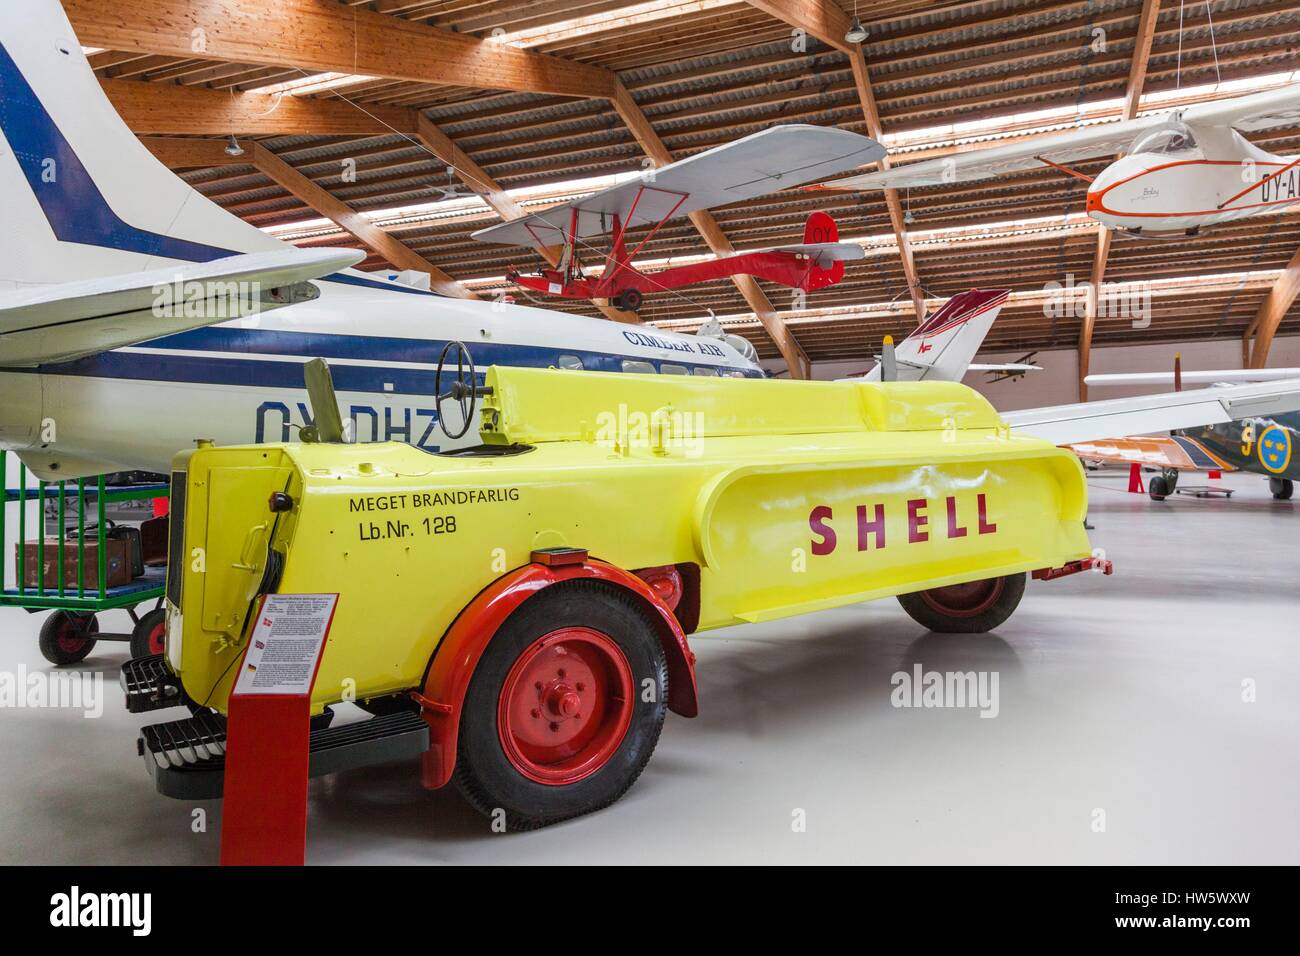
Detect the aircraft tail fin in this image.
<box><xmin>803</xmin><ymin>210</ymin><xmax>838</xmax><ymax>245</ymax></box>
<box><xmin>800</xmin><ymin>211</ymin><xmax>846</xmax><ymax>287</ymax></box>
<box><xmin>889</xmin><ymin>288</ymin><xmax>1011</xmax><ymax>382</ymax></box>
<box><xmin>0</xmin><ymin>0</ymin><xmax>285</xmax><ymax>292</ymax></box>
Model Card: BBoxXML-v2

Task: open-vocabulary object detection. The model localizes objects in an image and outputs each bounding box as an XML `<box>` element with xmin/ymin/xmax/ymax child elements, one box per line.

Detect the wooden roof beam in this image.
<box><xmin>249</xmin><ymin>143</ymin><xmax>474</xmax><ymax>299</ymax></box>
<box><xmin>139</xmin><ymin>137</ymin><xmax>251</xmax><ymax>169</ymax></box>
<box><xmin>104</xmin><ymin>78</ymin><xmax>417</xmax><ymax>136</ymax></box>
<box><xmin>129</xmin><ymin>97</ymin><xmax>638</xmax><ymax>321</ymax></box>
<box><xmin>64</xmin><ymin>0</ymin><xmax>614</xmax><ymax>99</ymax></box>
<box><xmin>847</xmin><ymin>46</ymin><xmax>925</xmax><ymax>321</ymax></box>
<box><xmin>609</xmin><ymin>79</ymin><xmax>810</xmax><ymax>377</ymax></box>
<box><xmin>1246</xmin><ymin>244</ymin><xmax>1300</xmax><ymax>368</ymax></box>
<box><xmin>744</xmin><ymin>1</ymin><xmax>925</xmax><ymax>320</ymax></box>
<box><xmin>1079</xmin><ymin>0</ymin><xmax>1162</xmax><ymax>401</ymax></box>
<box><xmin>412</xmin><ymin>115</ymin><xmax>639</xmax><ymax>324</ymax></box>
<box><xmin>743</xmin><ymin>0</ymin><xmax>854</xmax><ymax>55</ymax></box>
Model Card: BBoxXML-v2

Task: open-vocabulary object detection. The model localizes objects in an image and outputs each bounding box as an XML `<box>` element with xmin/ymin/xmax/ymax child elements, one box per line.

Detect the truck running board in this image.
<box><xmin>138</xmin><ymin>710</ymin><xmax>430</xmax><ymax>800</ymax></box>
<box><xmin>120</xmin><ymin>654</ymin><xmax>186</xmax><ymax>713</ymax></box>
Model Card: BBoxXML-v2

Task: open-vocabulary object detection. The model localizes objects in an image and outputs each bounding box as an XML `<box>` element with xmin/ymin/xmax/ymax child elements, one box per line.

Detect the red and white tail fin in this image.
<box><xmin>768</xmin><ymin>211</ymin><xmax>858</xmax><ymax>290</ymax></box>
<box><xmin>866</xmin><ymin>288</ymin><xmax>1010</xmax><ymax>382</ymax></box>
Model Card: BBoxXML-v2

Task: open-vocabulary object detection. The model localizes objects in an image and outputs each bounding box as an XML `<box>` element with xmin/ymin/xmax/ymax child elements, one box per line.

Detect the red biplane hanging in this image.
<box><xmin>471</xmin><ymin>124</ymin><xmax>884</xmax><ymax>312</ymax></box>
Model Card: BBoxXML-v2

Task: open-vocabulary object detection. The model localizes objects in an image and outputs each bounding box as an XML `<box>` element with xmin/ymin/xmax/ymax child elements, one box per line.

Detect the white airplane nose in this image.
<box><xmin>1083</xmin><ymin>155</ymin><xmax>1154</xmax><ymax>226</ymax></box>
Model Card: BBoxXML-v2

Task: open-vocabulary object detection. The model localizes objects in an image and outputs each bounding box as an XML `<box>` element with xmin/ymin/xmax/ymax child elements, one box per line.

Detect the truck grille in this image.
<box><xmin>166</xmin><ymin>470</ymin><xmax>186</xmax><ymax>610</ymax></box>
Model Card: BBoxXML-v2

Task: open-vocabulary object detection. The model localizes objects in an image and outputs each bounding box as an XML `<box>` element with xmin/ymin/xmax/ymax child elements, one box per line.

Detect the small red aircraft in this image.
<box><xmin>470</xmin><ymin>125</ymin><xmax>883</xmax><ymax>312</ymax></box>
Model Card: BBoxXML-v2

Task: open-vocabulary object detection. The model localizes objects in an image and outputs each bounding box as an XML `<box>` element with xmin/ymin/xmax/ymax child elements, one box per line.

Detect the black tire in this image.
<box><xmin>1148</xmin><ymin>475</ymin><xmax>1171</xmax><ymax>501</ymax></box>
<box><xmin>453</xmin><ymin>581</ymin><xmax>668</xmax><ymax>830</ymax></box>
<box><xmin>619</xmin><ymin>288</ymin><xmax>643</xmax><ymax>312</ymax></box>
<box><xmin>1270</xmin><ymin>477</ymin><xmax>1294</xmax><ymax>500</ymax></box>
<box><xmin>38</xmin><ymin>611</ymin><xmax>99</xmax><ymax>665</ymax></box>
<box><xmin>897</xmin><ymin>573</ymin><xmax>1026</xmax><ymax>634</ymax></box>
<box><xmin>129</xmin><ymin>607</ymin><xmax>168</xmax><ymax>659</ymax></box>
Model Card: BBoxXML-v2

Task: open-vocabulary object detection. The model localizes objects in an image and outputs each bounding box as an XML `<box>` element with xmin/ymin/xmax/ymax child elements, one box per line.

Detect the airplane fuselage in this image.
<box><xmin>0</xmin><ymin>275</ymin><xmax>760</xmax><ymax>480</ymax></box>
<box><xmin>1179</xmin><ymin>412</ymin><xmax>1299</xmax><ymax>482</ymax></box>
<box><xmin>1086</xmin><ymin>126</ymin><xmax>1300</xmax><ymax>233</ymax></box>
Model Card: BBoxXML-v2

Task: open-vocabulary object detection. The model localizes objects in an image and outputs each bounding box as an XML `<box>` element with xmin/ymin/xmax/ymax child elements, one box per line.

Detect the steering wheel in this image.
<box><xmin>435</xmin><ymin>340</ymin><xmax>492</xmax><ymax>440</ymax></box>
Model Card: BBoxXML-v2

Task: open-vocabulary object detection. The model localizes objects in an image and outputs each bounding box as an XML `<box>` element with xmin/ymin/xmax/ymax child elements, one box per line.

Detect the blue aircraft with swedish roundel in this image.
<box><xmin>1069</xmin><ymin>356</ymin><xmax>1300</xmax><ymax>501</ymax></box>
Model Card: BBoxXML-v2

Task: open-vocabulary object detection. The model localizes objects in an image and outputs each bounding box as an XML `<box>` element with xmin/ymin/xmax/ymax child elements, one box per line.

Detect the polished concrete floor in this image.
<box><xmin>1</xmin><ymin>469</ymin><xmax>1296</xmax><ymax>865</ymax></box>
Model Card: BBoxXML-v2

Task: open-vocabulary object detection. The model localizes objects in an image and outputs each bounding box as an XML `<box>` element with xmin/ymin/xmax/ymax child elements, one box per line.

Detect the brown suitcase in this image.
<box><xmin>15</xmin><ymin>537</ymin><xmax>132</xmax><ymax>590</ymax></box>
<box><xmin>140</xmin><ymin>514</ymin><xmax>169</xmax><ymax>566</ymax></box>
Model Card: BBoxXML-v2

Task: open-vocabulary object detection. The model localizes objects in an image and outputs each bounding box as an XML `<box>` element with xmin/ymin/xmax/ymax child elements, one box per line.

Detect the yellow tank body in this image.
<box><xmin>165</xmin><ymin>367</ymin><xmax>1092</xmax><ymax>715</ymax></box>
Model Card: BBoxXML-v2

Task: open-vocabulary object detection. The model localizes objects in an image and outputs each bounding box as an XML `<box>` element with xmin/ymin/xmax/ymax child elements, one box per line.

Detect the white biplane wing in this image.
<box><xmin>472</xmin><ymin>124</ymin><xmax>884</xmax><ymax>250</ymax></box>
<box><xmin>0</xmin><ymin>247</ymin><xmax>364</xmax><ymax>367</ymax></box>
<box><xmin>968</xmin><ymin>362</ymin><xmax>1041</xmax><ymax>372</ymax></box>
<box><xmin>1005</xmin><ymin>378</ymin><xmax>1300</xmax><ymax>447</ymax></box>
<box><xmin>832</xmin><ymin>86</ymin><xmax>1300</xmax><ymax>191</ymax></box>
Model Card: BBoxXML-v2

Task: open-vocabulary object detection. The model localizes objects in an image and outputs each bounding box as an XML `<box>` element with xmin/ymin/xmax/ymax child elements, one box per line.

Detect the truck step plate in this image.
<box><xmin>139</xmin><ymin>710</ymin><xmax>430</xmax><ymax>800</ymax></box>
<box><xmin>120</xmin><ymin>654</ymin><xmax>187</xmax><ymax>714</ymax></box>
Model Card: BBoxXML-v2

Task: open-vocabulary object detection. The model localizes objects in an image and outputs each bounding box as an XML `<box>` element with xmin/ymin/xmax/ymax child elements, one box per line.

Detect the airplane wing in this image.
<box><xmin>1005</xmin><ymin>378</ymin><xmax>1300</xmax><ymax>446</ymax></box>
<box><xmin>1066</xmin><ymin>435</ymin><xmax>1238</xmax><ymax>472</ymax></box>
<box><xmin>472</xmin><ymin>125</ymin><xmax>885</xmax><ymax>250</ymax></box>
<box><xmin>0</xmin><ymin>247</ymin><xmax>364</xmax><ymax>367</ymax></box>
<box><xmin>968</xmin><ymin>362</ymin><xmax>1041</xmax><ymax>372</ymax></box>
<box><xmin>830</xmin><ymin>86</ymin><xmax>1300</xmax><ymax>191</ymax></box>
<box><xmin>1086</xmin><ymin>368</ymin><xmax>1300</xmax><ymax>387</ymax></box>
<box><xmin>827</xmin><ymin>118</ymin><xmax>1163</xmax><ymax>190</ymax></box>
<box><xmin>1180</xmin><ymin>84</ymin><xmax>1300</xmax><ymax>133</ymax></box>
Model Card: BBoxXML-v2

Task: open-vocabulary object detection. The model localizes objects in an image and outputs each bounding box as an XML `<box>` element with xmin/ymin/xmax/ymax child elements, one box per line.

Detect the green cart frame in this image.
<box><xmin>2</xmin><ymin>450</ymin><xmax>170</xmax><ymax>665</ymax></box>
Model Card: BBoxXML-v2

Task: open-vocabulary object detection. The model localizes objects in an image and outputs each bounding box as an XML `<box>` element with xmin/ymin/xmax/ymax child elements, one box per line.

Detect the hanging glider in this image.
<box><xmin>471</xmin><ymin>124</ymin><xmax>884</xmax><ymax>311</ymax></box>
<box><xmin>819</xmin><ymin>86</ymin><xmax>1300</xmax><ymax>236</ymax></box>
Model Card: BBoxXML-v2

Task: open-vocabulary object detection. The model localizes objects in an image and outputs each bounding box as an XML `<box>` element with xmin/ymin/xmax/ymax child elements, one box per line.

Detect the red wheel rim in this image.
<box><xmin>147</xmin><ymin>621</ymin><xmax>166</xmax><ymax>655</ymax></box>
<box><xmin>57</xmin><ymin>633</ymin><xmax>86</xmax><ymax>654</ymax></box>
<box><xmin>919</xmin><ymin>578</ymin><xmax>1004</xmax><ymax>619</ymax></box>
<box><xmin>497</xmin><ymin>627</ymin><xmax>634</xmax><ymax>786</ymax></box>
<box><xmin>56</xmin><ymin>617</ymin><xmax>92</xmax><ymax>654</ymax></box>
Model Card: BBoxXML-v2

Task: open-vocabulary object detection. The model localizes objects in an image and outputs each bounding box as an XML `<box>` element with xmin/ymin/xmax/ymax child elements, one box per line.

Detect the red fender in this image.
<box><xmin>414</xmin><ymin>557</ymin><xmax>698</xmax><ymax>790</ymax></box>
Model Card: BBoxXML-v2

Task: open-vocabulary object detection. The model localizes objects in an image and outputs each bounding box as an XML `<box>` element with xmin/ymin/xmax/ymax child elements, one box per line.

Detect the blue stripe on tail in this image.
<box><xmin>0</xmin><ymin>41</ymin><xmax>439</xmax><ymax>298</ymax></box>
<box><xmin>0</xmin><ymin>41</ymin><xmax>235</xmax><ymax>262</ymax></box>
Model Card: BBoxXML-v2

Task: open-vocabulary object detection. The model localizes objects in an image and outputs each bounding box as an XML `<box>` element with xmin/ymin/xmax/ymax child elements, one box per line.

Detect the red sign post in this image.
<box><xmin>219</xmin><ymin>593</ymin><xmax>338</xmax><ymax>866</ymax></box>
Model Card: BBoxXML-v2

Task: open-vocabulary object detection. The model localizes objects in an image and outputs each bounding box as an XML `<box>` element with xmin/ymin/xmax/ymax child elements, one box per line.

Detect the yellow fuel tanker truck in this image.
<box><xmin>123</xmin><ymin>349</ymin><xmax>1102</xmax><ymax>828</ymax></box>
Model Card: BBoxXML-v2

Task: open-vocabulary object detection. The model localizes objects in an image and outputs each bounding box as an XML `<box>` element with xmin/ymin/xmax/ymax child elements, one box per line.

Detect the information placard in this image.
<box><xmin>233</xmin><ymin>593</ymin><xmax>338</xmax><ymax>696</ymax></box>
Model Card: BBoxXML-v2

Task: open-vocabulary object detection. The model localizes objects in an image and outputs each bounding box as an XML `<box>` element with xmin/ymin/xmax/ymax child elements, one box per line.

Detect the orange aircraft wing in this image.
<box><xmin>1066</xmin><ymin>434</ymin><xmax>1238</xmax><ymax>472</ymax></box>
